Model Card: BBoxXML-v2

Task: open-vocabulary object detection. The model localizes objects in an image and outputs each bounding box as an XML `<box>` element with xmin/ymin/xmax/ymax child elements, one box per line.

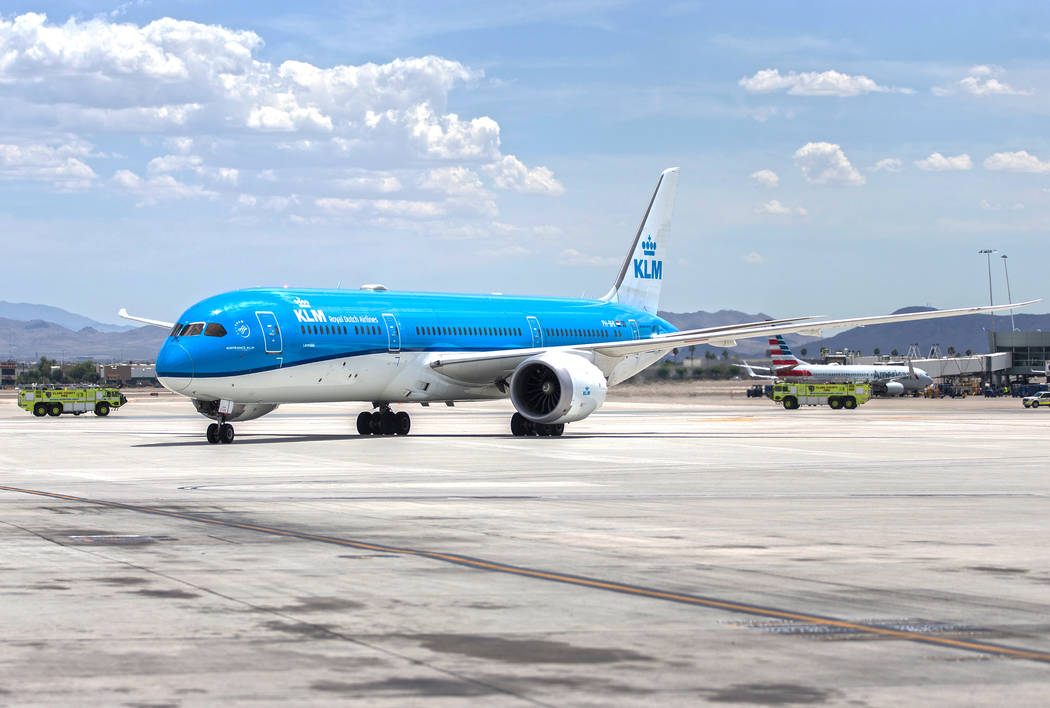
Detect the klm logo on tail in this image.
<box><xmin>633</xmin><ymin>235</ymin><xmax>662</xmax><ymax>280</ymax></box>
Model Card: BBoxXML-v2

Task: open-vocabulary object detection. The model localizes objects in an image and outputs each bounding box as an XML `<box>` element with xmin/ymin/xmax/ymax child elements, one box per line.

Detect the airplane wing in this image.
<box><xmin>119</xmin><ymin>308</ymin><xmax>175</xmax><ymax>329</ymax></box>
<box><xmin>428</xmin><ymin>315</ymin><xmax>820</xmax><ymax>384</ymax></box>
<box><xmin>429</xmin><ymin>300</ymin><xmax>1039</xmax><ymax>385</ymax></box>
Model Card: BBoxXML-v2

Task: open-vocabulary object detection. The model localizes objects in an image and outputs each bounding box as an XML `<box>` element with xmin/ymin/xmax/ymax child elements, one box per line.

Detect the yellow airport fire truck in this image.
<box><xmin>772</xmin><ymin>381</ymin><xmax>871</xmax><ymax>410</ymax></box>
<box><xmin>17</xmin><ymin>388</ymin><xmax>127</xmax><ymax>417</ymax></box>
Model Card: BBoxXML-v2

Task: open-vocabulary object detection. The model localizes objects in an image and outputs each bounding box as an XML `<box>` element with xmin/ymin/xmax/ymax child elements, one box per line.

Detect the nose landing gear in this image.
<box><xmin>357</xmin><ymin>404</ymin><xmax>411</xmax><ymax>436</ymax></box>
<box><xmin>206</xmin><ymin>419</ymin><xmax>235</xmax><ymax>444</ymax></box>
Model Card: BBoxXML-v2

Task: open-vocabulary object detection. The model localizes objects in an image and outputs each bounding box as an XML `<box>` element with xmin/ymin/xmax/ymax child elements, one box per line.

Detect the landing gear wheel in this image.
<box><xmin>380</xmin><ymin>412</ymin><xmax>397</xmax><ymax>436</ymax></box>
<box><xmin>357</xmin><ymin>411</ymin><xmax>373</xmax><ymax>435</ymax></box>
<box><xmin>536</xmin><ymin>423</ymin><xmax>551</xmax><ymax>436</ymax></box>
<box><xmin>48</xmin><ymin>404</ymin><xmax>62</xmax><ymax>417</ymax></box>
<box><xmin>369</xmin><ymin>412</ymin><xmax>382</xmax><ymax>434</ymax></box>
<box><xmin>510</xmin><ymin>412</ymin><xmax>528</xmax><ymax>436</ymax></box>
<box><xmin>395</xmin><ymin>411</ymin><xmax>411</xmax><ymax>436</ymax></box>
<box><xmin>94</xmin><ymin>401</ymin><xmax>110</xmax><ymax>417</ymax></box>
<box><xmin>843</xmin><ymin>397</ymin><xmax>857</xmax><ymax>410</ymax></box>
<box><xmin>220</xmin><ymin>423</ymin><xmax>235</xmax><ymax>444</ymax></box>
<box><xmin>549</xmin><ymin>423</ymin><xmax>565</xmax><ymax>437</ymax></box>
<box><xmin>206</xmin><ymin>423</ymin><xmax>220</xmax><ymax>444</ymax></box>
<box><xmin>33</xmin><ymin>402</ymin><xmax>47</xmax><ymax>417</ymax></box>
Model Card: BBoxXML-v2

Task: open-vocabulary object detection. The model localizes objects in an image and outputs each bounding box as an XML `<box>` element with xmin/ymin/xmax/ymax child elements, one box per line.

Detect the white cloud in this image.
<box><xmin>914</xmin><ymin>153</ymin><xmax>973</xmax><ymax>171</ymax></box>
<box><xmin>147</xmin><ymin>154</ymin><xmax>203</xmax><ymax>173</ymax></box>
<box><xmin>749</xmin><ymin>169</ymin><xmax>779</xmax><ymax>187</ymax></box>
<box><xmin>793</xmin><ymin>142</ymin><xmax>865</xmax><ymax>186</ymax></box>
<box><xmin>558</xmin><ymin>248</ymin><xmax>618</xmax><ymax>266</ymax></box>
<box><xmin>111</xmin><ymin>169</ymin><xmax>218</xmax><ymax>205</ymax></box>
<box><xmin>418</xmin><ymin>166</ymin><xmax>487</xmax><ymax>197</ymax></box>
<box><xmin>484</xmin><ymin>155</ymin><xmax>565</xmax><ymax>195</ymax></box>
<box><xmin>872</xmin><ymin>158</ymin><xmax>903</xmax><ymax>172</ymax></box>
<box><xmin>742</xmin><ymin>251</ymin><xmax>766</xmax><ymax>264</ymax></box>
<box><xmin>933</xmin><ymin>65</ymin><xmax>1033</xmax><ymax>97</ymax></box>
<box><xmin>738</xmin><ymin>68</ymin><xmax>912</xmax><ymax>96</ymax></box>
<box><xmin>984</xmin><ymin>150</ymin><xmax>1050</xmax><ymax>174</ymax></box>
<box><xmin>979</xmin><ymin>199</ymin><xmax>1024</xmax><ymax>211</ymax></box>
<box><xmin>336</xmin><ymin>175</ymin><xmax>401</xmax><ymax>193</ymax></box>
<box><xmin>0</xmin><ymin>139</ymin><xmax>97</xmax><ymax>189</ymax></box>
<box><xmin>758</xmin><ymin>199</ymin><xmax>807</xmax><ymax>216</ymax></box>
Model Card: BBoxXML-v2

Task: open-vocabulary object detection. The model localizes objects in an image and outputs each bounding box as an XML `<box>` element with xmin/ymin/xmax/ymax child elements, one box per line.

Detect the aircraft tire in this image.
<box><xmin>380</xmin><ymin>412</ymin><xmax>397</xmax><ymax>436</ymax></box>
<box><xmin>48</xmin><ymin>404</ymin><xmax>62</xmax><ymax>416</ymax></box>
<box><xmin>369</xmin><ymin>412</ymin><xmax>382</xmax><ymax>434</ymax></box>
<box><xmin>510</xmin><ymin>412</ymin><xmax>528</xmax><ymax>436</ymax></box>
<box><xmin>549</xmin><ymin>423</ymin><xmax>565</xmax><ymax>437</ymax></box>
<box><xmin>536</xmin><ymin>423</ymin><xmax>551</xmax><ymax>436</ymax></box>
<box><xmin>356</xmin><ymin>411</ymin><xmax>372</xmax><ymax>435</ymax></box>
<box><xmin>395</xmin><ymin>411</ymin><xmax>411</xmax><ymax>435</ymax></box>
<box><xmin>844</xmin><ymin>397</ymin><xmax>857</xmax><ymax>410</ymax></box>
<box><xmin>94</xmin><ymin>402</ymin><xmax>109</xmax><ymax>417</ymax></box>
<box><xmin>33</xmin><ymin>402</ymin><xmax>47</xmax><ymax>417</ymax></box>
<box><xmin>220</xmin><ymin>423</ymin><xmax>235</xmax><ymax>444</ymax></box>
<box><xmin>206</xmin><ymin>423</ymin><xmax>220</xmax><ymax>444</ymax></box>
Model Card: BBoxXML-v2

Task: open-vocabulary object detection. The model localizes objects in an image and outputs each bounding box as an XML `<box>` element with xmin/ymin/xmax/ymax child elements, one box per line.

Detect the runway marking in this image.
<box><xmin>4</xmin><ymin>484</ymin><xmax>1050</xmax><ymax>665</ymax></box>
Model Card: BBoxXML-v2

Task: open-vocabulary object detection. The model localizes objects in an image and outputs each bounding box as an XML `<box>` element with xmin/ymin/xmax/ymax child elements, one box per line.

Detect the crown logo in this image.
<box><xmin>293</xmin><ymin>296</ymin><xmax>311</xmax><ymax>308</ymax></box>
<box><xmin>641</xmin><ymin>235</ymin><xmax>657</xmax><ymax>256</ymax></box>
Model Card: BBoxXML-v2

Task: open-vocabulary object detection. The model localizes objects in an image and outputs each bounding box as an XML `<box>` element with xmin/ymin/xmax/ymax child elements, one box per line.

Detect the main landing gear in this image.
<box><xmin>206</xmin><ymin>419</ymin><xmax>235</xmax><ymax>444</ymax></box>
<box><xmin>510</xmin><ymin>412</ymin><xmax>564</xmax><ymax>437</ymax></box>
<box><xmin>357</xmin><ymin>405</ymin><xmax>411</xmax><ymax>436</ymax></box>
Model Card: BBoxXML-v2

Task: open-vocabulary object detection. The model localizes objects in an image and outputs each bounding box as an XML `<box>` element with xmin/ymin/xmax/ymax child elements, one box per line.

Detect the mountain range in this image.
<box><xmin>0</xmin><ymin>301</ymin><xmax>1045</xmax><ymax>363</ymax></box>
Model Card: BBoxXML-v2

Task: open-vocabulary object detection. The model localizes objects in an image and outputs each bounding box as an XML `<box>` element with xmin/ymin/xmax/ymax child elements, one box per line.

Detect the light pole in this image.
<box><xmin>1001</xmin><ymin>254</ymin><xmax>1015</xmax><ymax>332</ymax></box>
<box><xmin>978</xmin><ymin>249</ymin><xmax>998</xmax><ymax>332</ymax></box>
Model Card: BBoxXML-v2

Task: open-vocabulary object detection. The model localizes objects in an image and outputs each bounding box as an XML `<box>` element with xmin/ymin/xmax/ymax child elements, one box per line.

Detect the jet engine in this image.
<box><xmin>509</xmin><ymin>352</ymin><xmax>607</xmax><ymax>425</ymax></box>
<box><xmin>192</xmin><ymin>399</ymin><xmax>279</xmax><ymax>422</ymax></box>
<box><xmin>882</xmin><ymin>381</ymin><xmax>905</xmax><ymax>396</ymax></box>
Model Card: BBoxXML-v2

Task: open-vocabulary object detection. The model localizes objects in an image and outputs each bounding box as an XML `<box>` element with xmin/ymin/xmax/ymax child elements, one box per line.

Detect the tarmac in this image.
<box><xmin>1</xmin><ymin>388</ymin><xmax>1049</xmax><ymax>706</ymax></box>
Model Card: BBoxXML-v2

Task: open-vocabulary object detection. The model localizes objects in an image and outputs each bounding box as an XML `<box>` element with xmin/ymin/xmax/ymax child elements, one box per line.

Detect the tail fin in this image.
<box><xmin>601</xmin><ymin>167</ymin><xmax>680</xmax><ymax>314</ymax></box>
<box><xmin>769</xmin><ymin>334</ymin><xmax>805</xmax><ymax>367</ymax></box>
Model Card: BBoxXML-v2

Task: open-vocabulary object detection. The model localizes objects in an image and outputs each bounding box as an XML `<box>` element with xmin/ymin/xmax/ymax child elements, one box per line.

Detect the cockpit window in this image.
<box><xmin>204</xmin><ymin>322</ymin><xmax>227</xmax><ymax>337</ymax></box>
<box><xmin>182</xmin><ymin>322</ymin><xmax>205</xmax><ymax>336</ymax></box>
<box><xmin>169</xmin><ymin>323</ymin><xmax>182</xmax><ymax>337</ymax></box>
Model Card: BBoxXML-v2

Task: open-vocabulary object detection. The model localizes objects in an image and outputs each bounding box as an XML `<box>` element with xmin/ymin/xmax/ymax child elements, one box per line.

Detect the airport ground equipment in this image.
<box><xmin>1022</xmin><ymin>391</ymin><xmax>1050</xmax><ymax>408</ymax></box>
<box><xmin>17</xmin><ymin>387</ymin><xmax>127</xmax><ymax>417</ymax></box>
<box><xmin>772</xmin><ymin>382</ymin><xmax>871</xmax><ymax>410</ymax></box>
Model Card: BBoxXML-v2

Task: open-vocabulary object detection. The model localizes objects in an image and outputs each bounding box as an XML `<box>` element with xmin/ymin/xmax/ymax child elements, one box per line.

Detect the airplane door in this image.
<box><xmin>628</xmin><ymin>319</ymin><xmax>640</xmax><ymax>340</ymax></box>
<box><xmin>255</xmin><ymin>311</ymin><xmax>283</xmax><ymax>354</ymax></box>
<box><xmin>526</xmin><ymin>316</ymin><xmax>543</xmax><ymax>347</ymax></box>
<box><xmin>382</xmin><ymin>313</ymin><xmax>401</xmax><ymax>352</ymax></box>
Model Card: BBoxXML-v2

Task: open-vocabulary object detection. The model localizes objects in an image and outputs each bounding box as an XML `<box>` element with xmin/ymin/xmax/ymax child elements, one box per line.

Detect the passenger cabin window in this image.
<box><xmin>182</xmin><ymin>322</ymin><xmax>205</xmax><ymax>336</ymax></box>
<box><xmin>204</xmin><ymin>323</ymin><xmax>227</xmax><ymax>337</ymax></box>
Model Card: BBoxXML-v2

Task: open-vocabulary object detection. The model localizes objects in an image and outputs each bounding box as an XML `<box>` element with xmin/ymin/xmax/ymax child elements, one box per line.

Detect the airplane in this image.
<box><xmin>120</xmin><ymin>167</ymin><xmax>1036</xmax><ymax>443</ymax></box>
<box><xmin>742</xmin><ymin>335</ymin><xmax>934</xmax><ymax>395</ymax></box>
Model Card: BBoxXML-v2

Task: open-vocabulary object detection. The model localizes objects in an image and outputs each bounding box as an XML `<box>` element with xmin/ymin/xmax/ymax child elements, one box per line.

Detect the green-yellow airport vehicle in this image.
<box><xmin>17</xmin><ymin>387</ymin><xmax>127</xmax><ymax>417</ymax></box>
<box><xmin>772</xmin><ymin>381</ymin><xmax>872</xmax><ymax>410</ymax></box>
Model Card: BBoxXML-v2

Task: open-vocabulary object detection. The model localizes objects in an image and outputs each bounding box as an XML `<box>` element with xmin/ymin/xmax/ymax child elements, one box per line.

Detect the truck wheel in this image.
<box><xmin>94</xmin><ymin>402</ymin><xmax>110</xmax><ymax>417</ymax></box>
<box><xmin>783</xmin><ymin>396</ymin><xmax>797</xmax><ymax>410</ymax></box>
<box><xmin>48</xmin><ymin>404</ymin><xmax>62</xmax><ymax>416</ymax></box>
<box><xmin>829</xmin><ymin>397</ymin><xmax>842</xmax><ymax>409</ymax></box>
<box><xmin>33</xmin><ymin>402</ymin><xmax>47</xmax><ymax>417</ymax></box>
<box><xmin>844</xmin><ymin>397</ymin><xmax>857</xmax><ymax>410</ymax></box>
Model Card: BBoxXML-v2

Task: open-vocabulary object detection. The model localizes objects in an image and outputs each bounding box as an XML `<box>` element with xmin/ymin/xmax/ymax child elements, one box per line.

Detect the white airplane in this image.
<box><xmin>742</xmin><ymin>335</ymin><xmax>932</xmax><ymax>394</ymax></box>
<box><xmin>121</xmin><ymin>168</ymin><xmax>1036</xmax><ymax>442</ymax></box>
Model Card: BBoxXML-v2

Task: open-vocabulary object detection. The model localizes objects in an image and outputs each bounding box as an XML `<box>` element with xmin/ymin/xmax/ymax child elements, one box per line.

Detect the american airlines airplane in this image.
<box><xmin>741</xmin><ymin>335</ymin><xmax>933</xmax><ymax>394</ymax></box>
<box><xmin>121</xmin><ymin>168</ymin><xmax>1034</xmax><ymax>443</ymax></box>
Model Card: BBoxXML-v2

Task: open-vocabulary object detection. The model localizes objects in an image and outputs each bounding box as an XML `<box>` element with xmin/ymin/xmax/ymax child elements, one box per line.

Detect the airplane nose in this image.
<box><xmin>156</xmin><ymin>341</ymin><xmax>194</xmax><ymax>392</ymax></box>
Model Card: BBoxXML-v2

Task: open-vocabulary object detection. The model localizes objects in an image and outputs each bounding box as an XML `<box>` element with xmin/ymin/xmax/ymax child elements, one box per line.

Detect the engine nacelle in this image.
<box><xmin>192</xmin><ymin>399</ymin><xmax>279</xmax><ymax>422</ymax></box>
<box><xmin>510</xmin><ymin>352</ymin><xmax>607</xmax><ymax>425</ymax></box>
<box><xmin>882</xmin><ymin>381</ymin><xmax>905</xmax><ymax>396</ymax></box>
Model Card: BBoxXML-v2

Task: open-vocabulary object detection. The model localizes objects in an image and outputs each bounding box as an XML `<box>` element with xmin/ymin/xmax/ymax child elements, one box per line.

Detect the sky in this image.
<box><xmin>1</xmin><ymin>1</ymin><xmax>1049</xmax><ymax>324</ymax></box>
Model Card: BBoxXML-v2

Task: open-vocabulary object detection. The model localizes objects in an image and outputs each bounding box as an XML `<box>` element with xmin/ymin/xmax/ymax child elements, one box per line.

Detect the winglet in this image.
<box><xmin>119</xmin><ymin>308</ymin><xmax>175</xmax><ymax>329</ymax></box>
